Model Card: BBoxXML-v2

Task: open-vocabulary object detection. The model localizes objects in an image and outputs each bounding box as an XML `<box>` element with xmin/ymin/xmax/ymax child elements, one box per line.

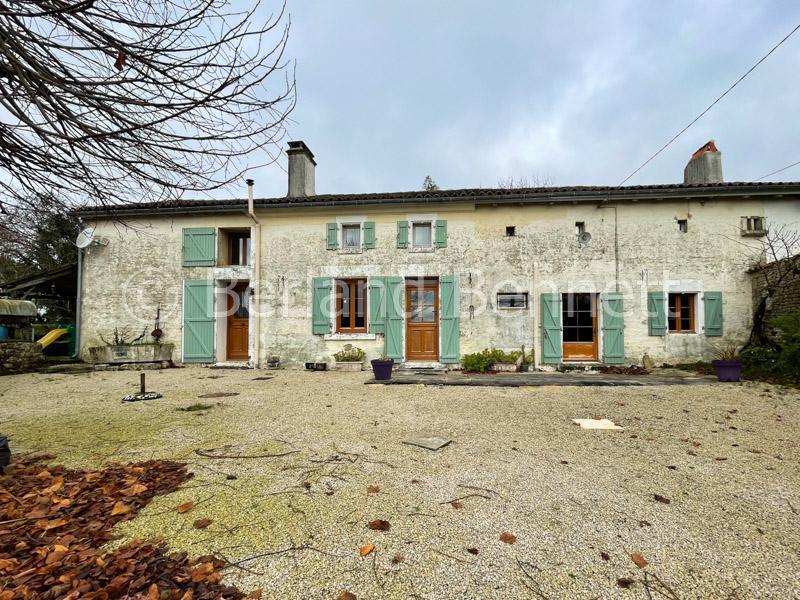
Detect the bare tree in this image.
<box><xmin>0</xmin><ymin>0</ymin><xmax>295</xmax><ymax>216</ymax></box>
<box><xmin>745</xmin><ymin>224</ymin><xmax>800</xmax><ymax>348</ymax></box>
<box><xmin>496</xmin><ymin>174</ymin><xmax>555</xmax><ymax>189</ymax></box>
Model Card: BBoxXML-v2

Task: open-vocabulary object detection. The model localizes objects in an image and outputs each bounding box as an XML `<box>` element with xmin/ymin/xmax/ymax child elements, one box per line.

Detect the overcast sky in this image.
<box><xmin>243</xmin><ymin>1</ymin><xmax>800</xmax><ymax>198</ymax></box>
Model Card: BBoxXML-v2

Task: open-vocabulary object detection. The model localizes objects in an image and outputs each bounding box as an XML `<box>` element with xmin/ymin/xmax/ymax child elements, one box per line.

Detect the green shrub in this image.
<box><xmin>333</xmin><ymin>345</ymin><xmax>366</xmax><ymax>362</ymax></box>
<box><xmin>772</xmin><ymin>313</ymin><xmax>800</xmax><ymax>381</ymax></box>
<box><xmin>462</xmin><ymin>350</ymin><xmax>493</xmax><ymax>373</ymax></box>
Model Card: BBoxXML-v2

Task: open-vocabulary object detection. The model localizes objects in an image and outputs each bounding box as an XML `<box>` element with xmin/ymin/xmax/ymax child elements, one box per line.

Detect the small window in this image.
<box><xmin>336</xmin><ymin>278</ymin><xmax>367</xmax><ymax>333</ymax></box>
<box><xmin>228</xmin><ymin>232</ymin><xmax>251</xmax><ymax>266</ymax></box>
<box><xmin>412</xmin><ymin>222</ymin><xmax>433</xmax><ymax>248</ymax></box>
<box><xmin>575</xmin><ymin>222</ymin><xmax>585</xmax><ymax>236</ymax></box>
<box><xmin>677</xmin><ymin>219</ymin><xmax>688</xmax><ymax>233</ymax></box>
<box><xmin>505</xmin><ymin>226</ymin><xmax>516</xmax><ymax>237</ymax></box>
<box><xmin>497</xmin><ymin>292</ymin><xmax>528</xmax><ymax>309</ymax></box>
<box><xmin>741</xmin><ymin>216</ymin><xmax>767</xmax><ymax>236</ymax></box>
<box><xmin>341</xmin><ymin>224</ymin><xmax>361</xmax><ymax>249</ymax></box>
<box><xmin>668</xmin><ymin>293</ymin><xmax>696</xmax><ymax>333</ymax></box>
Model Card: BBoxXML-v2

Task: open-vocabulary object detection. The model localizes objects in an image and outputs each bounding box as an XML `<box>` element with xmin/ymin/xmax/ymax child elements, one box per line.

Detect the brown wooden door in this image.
<box><xmin>405</xmin><ymin>281</ymin><xmax>438</xmax><ymax>361</ymax></box>
<box><xmin>562</xmin><ymin>293</ymin><xmax>598</xmax><ymax>361</ymax></box>
<box><xmin>226</xmin><ymin>282</ymin><xmax>249</xmax><ymax>361</ymax></box>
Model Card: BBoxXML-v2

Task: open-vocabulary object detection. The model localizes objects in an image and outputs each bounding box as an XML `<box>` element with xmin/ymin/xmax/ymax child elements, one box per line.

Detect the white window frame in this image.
<box><xmin>405</xmin><ymin>213</ymin><xmax>437</xmax><ymax>253</ymax></box>
<box><xmin>335</xmin><ymin>216</ymin><xmax>366</xmax><ymax>254</ymax></box>
<box><xmin>496</xmin><ymin>292</ymin><xmax>529</xmax><ymax>310</ymax></box>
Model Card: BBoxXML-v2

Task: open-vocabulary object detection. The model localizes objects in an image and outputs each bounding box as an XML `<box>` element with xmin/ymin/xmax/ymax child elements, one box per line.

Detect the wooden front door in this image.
<box><xmin>405</xmin><ymin>280</ymin><xmax>439</xmax><ymax>361</ymax></box>
<box><xmin>562</xmin><ymin>293</ymin><xmax>598</xmax><ymax>361</ymax></box>
<box><xmin>226</xmin><ymin>282</ymin><xmax>250</xmax><ymax>361</ymax></box>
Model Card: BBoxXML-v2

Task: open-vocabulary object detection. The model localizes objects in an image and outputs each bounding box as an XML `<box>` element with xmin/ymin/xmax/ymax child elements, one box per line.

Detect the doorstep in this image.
<box><xmin>398</xmin><ymin>361</ymin><xmax>448</xmax><ymax>372</ymax></box>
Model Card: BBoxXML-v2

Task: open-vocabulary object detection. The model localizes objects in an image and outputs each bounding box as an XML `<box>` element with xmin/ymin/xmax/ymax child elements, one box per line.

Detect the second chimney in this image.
<box><xmin>684</xmin><ymin>140</ymin><xmax>723</xmax><ymax>184</ymax></box>
<box><xmin>287</xmin><ymin>140</ymin><xmax>316</xmax><ymax>197</ymax></box>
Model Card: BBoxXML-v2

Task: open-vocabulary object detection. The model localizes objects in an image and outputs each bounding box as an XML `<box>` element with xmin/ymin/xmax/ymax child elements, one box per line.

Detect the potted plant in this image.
<box><xmin>711</xmin><ymin>340</ymin><xmax>743</xmax><ymax>382</ymax></box>
<box><xmin>491</xmin><ymin>348</ymin><xmax>522</xmax><ymax>372</ymax></box>
<box><xmin>333</xmin><ymin>344</ymin><xmax>366</xmax><ymax>372</ymax></box>
<box><xmin>371</xmin><ymin>352</ymin><xmax>394</xmax><ymax>381</ymax></box>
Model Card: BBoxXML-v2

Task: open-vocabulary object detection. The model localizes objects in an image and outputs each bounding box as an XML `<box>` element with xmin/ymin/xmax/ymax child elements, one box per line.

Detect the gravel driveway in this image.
<box><xmin>2</xmin><ymin>368</ymin><xmax>798</xmax><ymax>599</ymax></box>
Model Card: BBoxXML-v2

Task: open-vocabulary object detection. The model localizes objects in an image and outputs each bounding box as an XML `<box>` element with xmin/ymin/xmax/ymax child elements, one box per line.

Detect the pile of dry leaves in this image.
<box><xmin>0</xmin><ymin>454</ymin><xmax>247</xmax><ymax>599</ymax></box>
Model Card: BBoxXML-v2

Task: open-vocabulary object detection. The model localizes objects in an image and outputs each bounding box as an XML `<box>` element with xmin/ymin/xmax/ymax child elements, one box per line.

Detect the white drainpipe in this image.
<box><xmin>246</xmin><ymin>179</ymin><xmax>262</xmax><ymax>368</ymax></box>
<box><xmin>71</xmin><ymin>248</ymin><xmax>83</xmax><ymax>359</ymax></box>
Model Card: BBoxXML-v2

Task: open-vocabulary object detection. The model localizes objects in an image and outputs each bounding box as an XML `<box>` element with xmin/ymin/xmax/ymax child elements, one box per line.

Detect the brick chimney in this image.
<box><xmin>683</xmin><ymin>140</ymin><xmax>723</xmax><ymax>184</ymax></box>
<box><xmin>287</xmin><ymin>141</ymin><xmax>316</xmax><ymax>197</ymax></box>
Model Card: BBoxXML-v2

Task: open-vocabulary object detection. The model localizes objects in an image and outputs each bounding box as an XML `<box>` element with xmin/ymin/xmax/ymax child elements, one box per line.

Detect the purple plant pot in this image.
<box><xmin>712</xmin><ymin>359</ymin><xmax>742</xmax><ymax>382</ymax></box>
<box><xmin>371</xmin><ymin>359</ymin><xmax>394</xmax><ymax>381</ymax></box>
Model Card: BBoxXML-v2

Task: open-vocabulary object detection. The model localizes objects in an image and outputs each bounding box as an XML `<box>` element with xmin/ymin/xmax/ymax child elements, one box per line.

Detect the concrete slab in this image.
<box><xmin>572</xmin><ymin>418</ymin><xmax>624</xmax><ymax>431</ymax></box>
<box><xmin>402</xmin><ymin>436</ymin><xmax>452</xmax><ymax>451</ymax></box>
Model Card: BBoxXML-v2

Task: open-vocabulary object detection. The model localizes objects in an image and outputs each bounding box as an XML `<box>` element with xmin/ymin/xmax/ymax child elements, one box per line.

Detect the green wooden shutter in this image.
<box><xmin>435</xmin><ymin>219</ymin><xmax>448</xmax><ymax>248</ymax></box>
<box><xmin>183</xmin><ymin>280</ymin><xmax>215</xmax><ymax>363</ymax></box>
<box><xmin>385</xmin><ymin>276</ymin><xmax>404</xmax><ymax>361</ymax></box>
<box><xmin>312</xmin><ymin>277</ymin><xmax>332</xmax><ymax>334</ymax></box>
<box><xmin>397</xmin><ymin>221</ymin><xmax>408</xmax><ymax>249</ymax></box>
<box><xmin>182</xmin><ymin>228</ymin><xmax>216</xmax><ymax>267</ymax></box>
<box><xmin>326</xmin><ymin>223</ymin><xmax>338</xmax><ymax>250</ymax></box>
<box><xmin>703</xmin><ymin>291</ymin><xmax>723</xmax><ymax>337</ymax></box>
<box><xmin>440</xmin><ymin>275</ymin><xmax>460</xmax><ymax>363</ymax></box>
<box><xmin>368</xmin><ymin>277</ymin><xmax>386</xmax><ymax>334</ymax></box>
<box><xmin>363</xmin><ymin>221</ymin><xmax>376</xmax><ymax>249</ymax></box>
<box><xmin>540</xmin><ymin>293</ymin><xmax>561</xmax><ymax>364</ymax></box>
<box><xmin>602</xmin><ymin>292</ymin><xmax>625</xmax><ymax>364</ymax></box>
<box><xmin>647</xmin><ymin>291</ymin><xmax>666</xmax><ymax>336</ymax></box>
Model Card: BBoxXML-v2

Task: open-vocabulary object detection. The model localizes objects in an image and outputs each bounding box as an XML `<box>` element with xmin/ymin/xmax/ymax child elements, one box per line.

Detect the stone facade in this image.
<box><xmin>77</xmin><ymin>193</ymin><xmax>800</xmax><ymax>369</ymax></box>
<box><xmin>750</xmin><ymin>254</ymin><xmax>800</xmax><ymax>321</ymax></box>
<box><xmin>0</xmin><ymin>341</ymin><xmax>44</xmax><ymax>375</ymax></box>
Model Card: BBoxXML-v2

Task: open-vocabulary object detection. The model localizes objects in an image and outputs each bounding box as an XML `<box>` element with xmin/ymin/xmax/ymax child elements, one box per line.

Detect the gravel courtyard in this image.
<box><xmin>2</xmin><ymin>368</ymin><xmax>799</xmax><ymax>599</ymax></box>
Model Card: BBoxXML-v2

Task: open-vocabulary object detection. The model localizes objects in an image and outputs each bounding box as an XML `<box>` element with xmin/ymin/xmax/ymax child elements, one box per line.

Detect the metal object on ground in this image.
<box><xmin>122</xmin><ymin>392</ymin><xmax>163</xmax><ymax>402</ymax></box>
<box><xmin>403</xmin><ymin>436</ymin><xmax>452</xmax><ymax>451</ymax></box>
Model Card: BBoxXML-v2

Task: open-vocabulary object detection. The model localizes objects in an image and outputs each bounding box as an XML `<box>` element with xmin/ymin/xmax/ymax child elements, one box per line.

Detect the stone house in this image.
<box><xmin>75</xmin><ymin>140</ymin><xmax>800</xmax><ymax>369</ymax></box>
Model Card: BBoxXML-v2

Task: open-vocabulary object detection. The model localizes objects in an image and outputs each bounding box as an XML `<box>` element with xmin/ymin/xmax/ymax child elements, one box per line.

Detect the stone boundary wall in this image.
<box><xmin>0</xmin><ymin>342</ymin><xmax>44</xmax><ymax>375</ymax></box>
<box><xmin>750</xmin><ymin>255</ymin><xmax>800</xmax><ymax>321</ymax></box>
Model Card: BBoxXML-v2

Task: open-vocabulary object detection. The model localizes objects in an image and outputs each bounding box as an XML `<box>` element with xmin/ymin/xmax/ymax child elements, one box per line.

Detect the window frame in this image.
<box><xmin>335</xmin><ymin>278</ymin><xmax>368</xmax><ymax>334</ymax></box>
<box><xmin>741</xmin><ymin>216</ymin><xmax>768</xmax><ymax>237</ymax></box>
<box><xmin>340</xmin><ymin>223</ymin><xmax>362</xmax><ymax>251</ymax></box>
<box><xmin>505</xmin><ymin>226</ymin><xmax>516</xmax><ymax>237</ymax></box>
<box><xmin>667</xmin><ymin>292</ymin><xmax>696</xmax><ymax>334</ymax></box>
<box><xmin>411</xmin><ymin>220</ymin><xmax>434</xmax><ymax>250</ymax></box>
<box><xmin>575</xmin><ymin>222</ymin><xmax>585</xmax><ymax>237</ymax></box>
<box><xmin>677</xmin><ymin>219</ymin><xmax>688</xmax><ymax>234</ymax></box>
<box><xmin>496</xmin><ymin>292</ymin><xmax>528</xmax><ymax>310</ymax></box>
<box><xmin>227</xmin><ymin>231</ymin><xmax>251</xmax><ymax>266</ymax></box>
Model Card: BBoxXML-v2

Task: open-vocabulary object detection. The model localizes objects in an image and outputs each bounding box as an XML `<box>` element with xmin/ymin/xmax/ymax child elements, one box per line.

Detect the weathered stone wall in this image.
<box><xmin>79</xmin><ymin>196</ymin><xmax>800</xmax><ymax>367</ymax></box>
<box><xmin>0</xmin><ymin>342</ymin><xmax>44</xmax><ymax>375</ymax></box>
<box><xmin>750</xmin><ymin>255</ymin><xmax>800</xmax><ymax>321</ymax></box>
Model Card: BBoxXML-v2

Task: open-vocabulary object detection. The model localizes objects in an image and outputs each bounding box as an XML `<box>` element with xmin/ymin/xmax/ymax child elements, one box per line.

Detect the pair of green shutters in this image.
<box><xmin>311</xmin><ymin>275</ymin><xmax>460</xmax><ymax>363</ymax></box>
<box><xmin>326</xmin><ymin>222</ymin><xmax>376</xmax><ymax>250</ymax></box>
<box><xmin>646</xmin><ymin>291</ymin><xmax>723</xmax><ymax>336</ymax></box>
<box><xmin>326</xmin><ymin>221</ymin><xmax>448</xmax><ymax>250</ymax></box>
<box><xmin>540</xmin><ymin>293</ymin><xmax>625</xmax><ymax>365</ymax></box>
<box><xmin>181</xmin><ymin>229</ymin><xmax>217</xmax><ymax>362</ymax></box>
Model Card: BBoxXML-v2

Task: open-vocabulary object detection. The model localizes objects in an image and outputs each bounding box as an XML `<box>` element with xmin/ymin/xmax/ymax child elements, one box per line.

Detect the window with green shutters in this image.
<box><xmin>601</xmin><ymin>292</ymin><xmax>624</xmax><ymax>364</ymax></box>
<box><xmin>647</xmin><ymin>291</ymin><xmax>667</xmax><ymax>336</ymax></box>
<box><xmin>182</xmin><ymin>228</ymin><xmax>216</xmax><ymax>267</ymax></box>
<box><xmin>183</xmin><ymin>280</ymin><xmax>215</xmax><ymax>363</ymax></box>
<box><xmin>311</xmin><ymin>277</ymin><xmax>332</xmax><ymax>334</ymax></box>
<box><xmin>540</xmin><ymin>293</ymin><xmax>562</xmax><ymax>364</ymax></box>
<box><xmin>703</xmin><ymin>292</ymin><xmax>723</xmax><ymax>336</ymax></box>
<box><xmin>440</xmin><ymin>275</ymin><xmax>460</xmax><ymax>363</ymax></box>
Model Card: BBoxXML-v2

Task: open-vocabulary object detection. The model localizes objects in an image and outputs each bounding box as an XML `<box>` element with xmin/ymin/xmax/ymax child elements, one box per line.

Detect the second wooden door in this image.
<box><xmin>405</xmin><ymin>280</ymin><xmax>439</xmax><ymax>361</ymax></box>
<box><xmin>226</xmin><ymin>282</ymin><xmax>250</xmax><ymax>361</ymax></box>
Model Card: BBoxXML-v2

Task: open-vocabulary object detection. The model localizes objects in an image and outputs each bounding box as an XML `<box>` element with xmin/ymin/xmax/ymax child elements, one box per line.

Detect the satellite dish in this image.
<box><xmin>578</xmin><ymin>231</ymin><xmax>592</xmax><ymax>245</ymax></box>
<box><xmin>76</xmin><ymin>228</ymin><xmax>96</xmax><ymax>249</ymax></box>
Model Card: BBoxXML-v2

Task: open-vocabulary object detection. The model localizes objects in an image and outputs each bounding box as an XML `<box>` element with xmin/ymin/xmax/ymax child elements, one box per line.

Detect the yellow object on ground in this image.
<box><xmin>36</xmin><ymin>328</ymin><xmax>69</xmax><ymax>348</ymax></box>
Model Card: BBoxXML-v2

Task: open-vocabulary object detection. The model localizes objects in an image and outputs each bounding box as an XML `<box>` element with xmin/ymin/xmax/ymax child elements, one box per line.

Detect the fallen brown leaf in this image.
<box><xmin>631</xmin><ymin>552</ymin><xmax>649</xmax><ymax>569</ymax></box>
<box><xmin>368</xmin><ymin>519</ymin><xmax>390</xmax><ymax>531</ymax></box>
<box><xmin>617</xmin><ymin>577</ymin><xmax>635</xmax><ymax>589</ymax></box>
<box><xmin>337</xmin><ymin>593</ymin><xmax>357</xmax><ymax>600</ymax></box>
<box><xmin>600</xmin><ymin>551</ymin><xmax>610</xmax><ymax>561</ymax></box>
<box><xmin>359</xmin><ymin>544</ymin><xmax>375</xmax><ymax>557</ymax></box>
<box><xmin>176</xmin><ymin>501</ymin><xmax>194</xmax><ymax>514</ymax></box>
<box><xmin>466</xmin><ymin>547</ymin><xmax>479</xmax><ymax>555</ymax></box>
<box><xmin>367</xmin><ymin>485</ymin><xmax>380</xmax><ymax>494</ymax></box>
<box><xmin>391</xmin><ymin>552</ymin><xmax>404</xmax><ymax>564</ymax></box>
<box><xmin>193</xmin><ymin>518</ymin><xmax>213</xmax><ymax>529</ymax></box>
<box><xmin>654</xmin><ymin>494</ymin><xmax>671</xmax><ymax>504</ymax></box>
<box><xmin>247</xmin><ymin>590</ymin><xmax>262</xmax><ymax>599</ymax></box>
<box><xmin>499</xmin><ymin>532</ymin><xmax>517</xmax><ymax>545</ymax></box>
<box><xmin>451</xmin><ymin>501</ymin><xmax>463</xmax><ymax>509</ymax></box>
<box><xmin>120</xmin><ymin>483</ymin><xmax>148</xmax><ymax>497</ymax></box>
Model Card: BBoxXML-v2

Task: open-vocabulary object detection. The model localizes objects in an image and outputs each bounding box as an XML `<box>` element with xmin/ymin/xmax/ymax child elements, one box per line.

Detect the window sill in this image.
<box><xmin>324</xmin><ymin>333</ymin><xmax>377</xmax><ymax>341</ymax></box>
<box><xmin>668</xmin><ymin>331</ymin><xmax>698</xmax><ymax>335</ymax></box>
<box><xmin>410</xmin><ymin>246</ymin><xmax>435</xmax><ymax>253</ymax></box>
<box><xmin>338</xmin><ymin>247</ymin><xmax>363</xmax><ymax>254</ymax></box>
